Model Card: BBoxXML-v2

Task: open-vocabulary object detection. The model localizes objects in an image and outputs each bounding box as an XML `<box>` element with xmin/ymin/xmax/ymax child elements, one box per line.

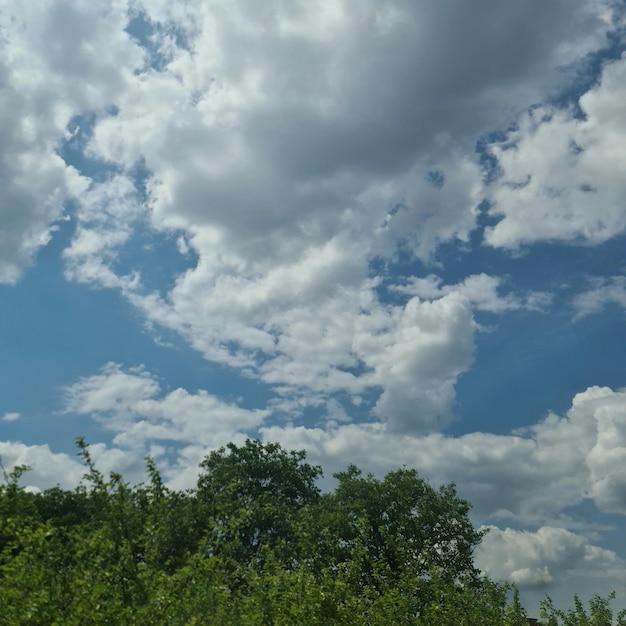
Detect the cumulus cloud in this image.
<box><xmin>123</xmin><ymin>262</ymin><xmax>482</xmax><ymax>432</ymax></box>
<box><xmin>476</xmin><ymin>526</ymin><xmax>626</xmax><ymax>588</ymax></box>
<box><xmin>393</xmin><ymin>273</ymin><xmax>552</xmax><ymax>313</ymax></box>
<box><xmin>2</xmin><ymin>412</ymin><xmax>20</xmax><ymax>422</ymax></box>
<box><xmin>63</xmin><ymin>175</ymin><xmax>146</xmax><ymax>290</ymax></box>
<box><xmin>0</xmin><ymin>441</ymin><xmax>84</xmax><ymax>490</ymax></box>
<box><xmin>579</xmin><ymin>386</ymin><xmax>626</xmax><ymax>514</ymax></box>
<box><xmin>81</xmin><ymin>0</ymin><xmax>614</xmax><ymax>272</ymax></box>
<box><xmin>64</xmin><ymin>362</ymin><xmax>161</xmax><ymax>415</ymax></box>
<box><xmin>0</xmin><ymin>0</ymin><xmax>616</xmax><ymax>433</ymax></box>
<box><xmin>64</xmin><ymin>362</ymin><xmax>268</xmax><ymax>450</ymax></box>
<box><xmin>0</xmin><ymin>0</ymin><xmax>144</xmax><ymax>282</ymax></box>
<box><xmin>260</xmin><ymin>385</ymin><xmax>626</xmax><ymax>521</ymax></box>
<box><xmin>27</xmin><ymin>0</ymin><xmax>609</xmax><ymax>429</ymax></box>
<box><xmin>572</xmin><ymin>275</ymin><xmax>626</xmax><ymax>317</ymax></box>
<box><xmin>54</xmin><ymin>366</ymin><xmax>626</xmax><ymax>525</ymax></box>
<box><xmin>484</xmin><ymin>54</ymin><xmax>626</xmax><ymax>249</ymax></box>
<box><xmin>359</xmin><ymin>293</ymin><xmax>475</xmax><ymax>431</ymax></box>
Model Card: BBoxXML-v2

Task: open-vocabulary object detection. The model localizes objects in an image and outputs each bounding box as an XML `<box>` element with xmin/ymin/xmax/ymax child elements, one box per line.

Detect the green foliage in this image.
<box><xmin>313</xmin><ymin>465</ymin><xmax>485</xmax><ymax>595</ymax></box>
<box><xmin>540</xmin><ymin>592</ymin><xmax>626</xmax><ymax>626</ymax></box>
<box><xmin>0</xmin><ymin>439</ymin><xmax>609</xmax><ymax>625</ymax></box>
<box><xmin>196</xmin><ymin>438</ymin><xmax>322</xmax><ymax>570</ymax></box>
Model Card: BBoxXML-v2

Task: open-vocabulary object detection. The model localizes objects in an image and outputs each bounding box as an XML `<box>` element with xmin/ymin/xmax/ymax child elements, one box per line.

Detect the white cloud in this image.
<box><xmin>2</xmin><ymin>412</ymin><xmax>20</xmax><ymax>422</ymax></box>
<box><xmin>581</xmin><ymin>387</ymin><xmax>626</xmax><ymax>514</ymax></box>
<box><xmin>0</xmin><ymin>441</ymin><xmax>84</xmax><ymax>490</ymax></box>
<box><xmin>81</xmin><ymin>0</ymin><xmax>614</xmax><ymax>274</ymax></box>
<box><xmin>123</xmin><ymin>257</ymin><xmax>481</xmax><ymax>431</ymax></box>
<box><xmin>476</xmin><ymin>526</ymin><xmax>626</xmax><ymax>588</ymax></box>
<box><xmin>46</xmin><ymin>0</ymin><xmax>612</xmax><ymax>426</ymax></box>
<box><xmin>485</xmin><ymin>55</ymin><xmax>626</xmax><ymax>249</ymax></box>
<box><xmin>65</xmin><ymin>362</ymin><xmax>160</xmax><ymax>415</ymax></box>
<box><xmin>573</xmin><ymin>275</ymin><xmax>626</xmax><ymax>317</ymax></box>
<box><xmin>260</xmin><ymin>385</ymin><xmax>626</xmax><ymax>521</ymax></box>
<box><xmin>393</xmin><ymin>273</ymin><xmax>552</xmax><ymax>313</ymax></box>
<box><xmin>259</xmin><ymin>422</ymin><xmax>552</xmax><ymax>519</ymax></box>
<box><xmin>63</xmin><ymin>175</ymin><xmax>145</xmax><ymax>290</ymax></box>
<box><xmin>358</xmin><ymin>293</ymin><xmax>475</xmax><ymax>431</ymax></box>
<box><xmin>0</xmin><ymin>0</ymin><xmax>144</xmax><ymax>282</ymax></box>
<box><xmin>0</xmin><ymin>0</ymin><xmax>609</xmax><ymax>432</ymax></box>
<box><xmin>64</xmin><ymin>362</ymin><xmax>268</xmax><ymax>450</ymax></box>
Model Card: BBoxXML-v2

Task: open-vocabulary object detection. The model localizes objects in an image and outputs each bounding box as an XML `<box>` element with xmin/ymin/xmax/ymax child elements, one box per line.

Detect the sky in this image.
<box><xmin>1</xmin><ymin>0</ymin><xmax>626</xmax><ymax>615</ymax></box>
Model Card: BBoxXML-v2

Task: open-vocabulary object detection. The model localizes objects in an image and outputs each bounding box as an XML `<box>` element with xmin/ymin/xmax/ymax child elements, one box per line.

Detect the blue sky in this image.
<box><xmin>1</xmin><ymin>0</ymin><xmax>626</xmax><ymax>614</ymax></box>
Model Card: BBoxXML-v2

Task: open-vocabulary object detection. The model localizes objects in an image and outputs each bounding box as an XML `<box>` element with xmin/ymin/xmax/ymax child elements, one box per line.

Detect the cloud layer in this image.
<box><xmin>1</xmin><ymin>0</ymin><xmax>622</xmax><ymax>430</ymax></box>
<box><xmin>56</xmin><ymin>365</ymin><xmax>626</xmax><ymax>526</ymax></box>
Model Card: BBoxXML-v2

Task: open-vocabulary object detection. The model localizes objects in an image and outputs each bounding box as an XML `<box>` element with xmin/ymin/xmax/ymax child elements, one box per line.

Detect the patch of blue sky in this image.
<box><xmin>367</xmin><ymin>251</ymin><xmax>428</xmax><ymax>302</ymax></box>
<box><xmin>0</xmin><ymin>221</ymin><xmax>142</xmax><ymax>452</ymax></box>
<box><xmin>345</xmin><ymin>387</ymin><xmax>384</xmax><ymax>422</ymax></box>
<box><xmin>431</xmin><ymin>229</ymin><xmax>626</xmax><ymax>296</ymax></box>
<box><xmin>0</xmin><ymin>220</ymin><xmax>271</xmax><ymax>455</ymax></box>
<box><xmin>334</xmin><ymin>359</ymin><xmax>374</xmax><ymax>379</ymax></box>
<box><xmin>453</xmin><ymin>303</ymin><xmax>626</xmax><ymax>436</ymax></box>
<box><xmin>548</xmin><ymin>16</ymin><xmax>626</xmax><ymax>116</ymax></box>
<box><xmin>110</xmin><ymin>223</ymin><xmax>197</xmax><ymax>297</ymax></box>
<box><xmin>128</xmin><ymin>157</ymin><xmax>151</xmax><ymax>204</ymax></box>
<box><xmin>475</xmin><ymin>130</ymin><xmax>516</xmax><ymax>184</ymax></box>
<box><xmin>335</xmin><ymin>387</ymin><xmax>381</xmax><ymax>420</ymax></box>
<box><xmin>57</xmin><ymin>112</ymin><xmax>120</xmax><ymax>182</ymax></box>
<box><xmin>425</xmin><ymin>170</ymin><xmax>446</xmax><ymax>189</ymax></box>
<box><xmin>125</xmin><ymin>11</ymin><xmax>190</xmax><ymax>73</ymax></box>
<box><xmin>376</xmin><ymin>231</ymin><xmax>626</xmax><ymax>436</ymax></box>
<box><xmin>599</xmin><ymin>514</ymin><xmax>626</xmax><ymax>567</ymax></box>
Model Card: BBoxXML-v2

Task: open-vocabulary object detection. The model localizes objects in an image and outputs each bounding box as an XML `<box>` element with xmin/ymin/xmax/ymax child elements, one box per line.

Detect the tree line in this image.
<box><xmin>0</xmin><ymin>438</ymin><xmax>623</xmax><ymax>625</ymax></box>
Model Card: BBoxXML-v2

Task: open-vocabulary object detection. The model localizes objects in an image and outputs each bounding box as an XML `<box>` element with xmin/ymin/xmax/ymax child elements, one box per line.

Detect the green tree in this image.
<box><xmin>196</xmin><ymin>439</ymin><xmax>322</xmax><ymax>569</ymax></box>
<box><xmin>309</xmin><ymin>464</ymin><xmax>485</xmax><ymax>597</ymax></box>
<box><xmin>540</xmin><ymin>592</ymin><xmax>626</xmax><ymax>626</ymax></box>
<box><xmin>0</xmin><ymin>438</ymin><xmax>543</xmax><ymax>625</ymax></box>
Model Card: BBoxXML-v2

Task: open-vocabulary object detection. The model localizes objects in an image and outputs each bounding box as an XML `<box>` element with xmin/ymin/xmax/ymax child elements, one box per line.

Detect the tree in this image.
<box><xmin>308</xmin><ymin>464</ymin><xmax>485</xmax><ymax>597</ymax></box>
<box><xmin>195</xmin><ymin>439</ymin><xmax>322</xmax><ymax>569</ymax></box>
<box><xmin>540</xmin><ymin>592</ymin><xmax>626</xmax><ymax>626</ymax></box>
<box><xmin>0</xmin><ymin>438</ymin><xmax>540</xmax><ymax>624</ymax></box>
